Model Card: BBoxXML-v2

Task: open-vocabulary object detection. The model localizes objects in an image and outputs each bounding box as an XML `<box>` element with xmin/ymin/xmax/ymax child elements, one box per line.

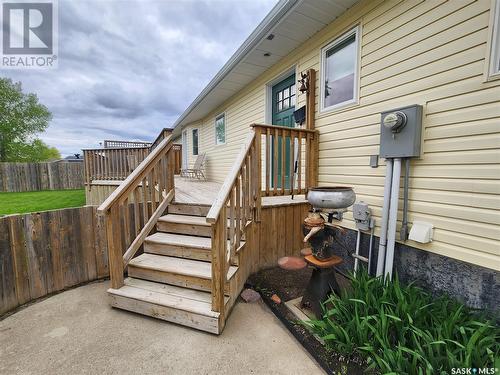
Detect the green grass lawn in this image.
<box><xmin>0</xmin><ymin>189</ymin><xmax>86</xmax><ymax>215</ymax></box>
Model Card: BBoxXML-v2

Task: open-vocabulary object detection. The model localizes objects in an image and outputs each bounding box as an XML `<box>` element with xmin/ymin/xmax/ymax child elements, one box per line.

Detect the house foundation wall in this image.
<box><xmin>330</xmin><ymin>227</ymin><xmax>499</xmax><ymax>312</ymax></box>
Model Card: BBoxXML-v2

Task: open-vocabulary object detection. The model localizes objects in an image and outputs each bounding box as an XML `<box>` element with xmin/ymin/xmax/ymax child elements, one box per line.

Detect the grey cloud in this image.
<box><xmin>2</xmin><ymin>0</ymin><xmax>276</xmax><ymax>156</ymax></box>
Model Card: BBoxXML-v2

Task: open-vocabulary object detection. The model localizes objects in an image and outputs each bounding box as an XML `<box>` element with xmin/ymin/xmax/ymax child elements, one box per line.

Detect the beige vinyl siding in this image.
<box><xmin>181</xmin><ymin>0</ymin><xmax>500</xmax><ymax>271</ymax></box>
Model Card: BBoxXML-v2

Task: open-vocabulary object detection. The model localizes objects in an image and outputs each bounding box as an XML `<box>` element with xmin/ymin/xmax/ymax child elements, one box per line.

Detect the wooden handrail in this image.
<box><xmin>250</xmin><ymin>123</ymin><xmax>317</xmax><ymax>134</ymax></box>
<box><xmin>208</xmin><ymin>127</ymin><xmax>261</xmax><ymax>323</ymax></box>
<box><xmin>206</xmin><ymin>131</ymin><xmax>256</xmax><ymax>224</ymax></box>
<box><xmin>99</xmin><ymin>134</ymin><xmax>176</xmax><ymax>289</ymax></box>
<box><xmin>98</xmin><ymin>135</ymin><xmax>173</xmax><ymax>213</ymax></box>
<box><xmin>208</xmin><ymin>123</ymin><xmax>319</xmax><ymax>317</ymax></box>
<box><xmin>150</xmin><ymin>128</ymin><xmax>173</xmax><ymax>151</ymax></box>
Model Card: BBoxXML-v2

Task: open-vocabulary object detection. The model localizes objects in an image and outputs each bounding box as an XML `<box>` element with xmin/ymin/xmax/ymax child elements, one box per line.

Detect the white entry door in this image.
<box><xmin>181</xmin><ymin>130</ymin><xmax>188</xmax><ymax>169</ymax></box>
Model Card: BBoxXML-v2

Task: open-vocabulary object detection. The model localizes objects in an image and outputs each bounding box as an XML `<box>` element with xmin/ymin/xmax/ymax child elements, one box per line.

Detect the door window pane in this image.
<box><xmin>322</xmin><ymin>28</ymin><xmax>358</xmax><ymax>110</ymax></box>
<box><xmin>192</xmin><ymin>129</ymin><xmax>198</xmax><ymax>155</ymax></box>
<box><xmin>215</xmin><ymin>114</ymin><xmax>225</xmax><ymax>145</ymax></box>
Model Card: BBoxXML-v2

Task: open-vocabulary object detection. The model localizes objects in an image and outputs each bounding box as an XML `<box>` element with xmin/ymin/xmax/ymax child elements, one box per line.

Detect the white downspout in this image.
<box><xmin>376</xmin><ymin>159</ymin><xmax>393</xmax><ymax>277</ymax></box>
<box><xmin>384</xmin><ymin>158</ymin><xmax>402</xmax><ymax>280</ymax></box>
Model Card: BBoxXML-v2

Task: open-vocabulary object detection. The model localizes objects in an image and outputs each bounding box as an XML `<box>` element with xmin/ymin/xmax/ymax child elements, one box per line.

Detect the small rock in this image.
<box><xmin>240</xmin><ymin>288</ymin><xmax>261</xmax><ymax>303</ymax></box>
<box><xmin>277</xmin><ymin>256</ymin><xmax>307</xmax><ymax>270</ymax></box>
<box><xmin>300</xmin><ymin>247</ymin><xmax>312</xmax><ymax>256</ymax></box>
<box><xmin>271</xmin><ymin>294</ymin><xmax>281</xmax><ymax>304</ymax></box>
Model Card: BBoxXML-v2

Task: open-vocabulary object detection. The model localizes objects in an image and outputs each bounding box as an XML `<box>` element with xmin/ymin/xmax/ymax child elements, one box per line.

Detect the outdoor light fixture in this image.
<box><xmin>298</xmin><ymin>71</ymin><xmax>309</xmax><ymax>93</ymax></box>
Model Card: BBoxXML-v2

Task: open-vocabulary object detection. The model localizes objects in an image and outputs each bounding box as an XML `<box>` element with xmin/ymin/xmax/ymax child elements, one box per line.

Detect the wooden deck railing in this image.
<box><xmin>103</xmin><ymin>140</ymin><xmax>151</xmax><ymax>148</ymax></box>
<box><xmin>83</xmin><ymin>132</ymin><xmax>182</xmax><ymax>185</ymax></box>
<box><xmin>83</xmin><ymin>147</ymin><xmax>150</xmax><ymax>183</ymax></box>
<box><xmin>206</xmin><ymin>123</ymin><xmax>318</xmax><ymax>320</ymax></box>
<box><xmin>98</xmin><ymin>135</ymin><xmax>176</xmax><ymax>289</ymax></box>
<box><xmin>206</xmin><ymin>130</ymin><xmax>260</xmax><ymax>323</ymax></box>
<box><xmin>252</xmin><ymin>124</ymin><xmax>318</xmax><ymax>196</ymax></box>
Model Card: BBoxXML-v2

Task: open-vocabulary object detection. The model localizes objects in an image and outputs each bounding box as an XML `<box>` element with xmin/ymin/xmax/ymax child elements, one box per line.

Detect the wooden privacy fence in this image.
<box><xmin>0</xmin><ymin>162</ymin><xmax>84</xmax><ymax>192</ymax></box>
<box><xmin>0</xmin><ymin>206</ymin><xmax>108</xmax><ymax>316</ymax></box>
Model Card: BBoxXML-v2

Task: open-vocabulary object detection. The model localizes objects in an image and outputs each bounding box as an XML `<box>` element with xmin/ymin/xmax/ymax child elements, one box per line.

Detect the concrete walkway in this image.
<box><xmin>0</xmin><ymin>281</ymin><xmax>323</xmax><ymax>375</ymax></box>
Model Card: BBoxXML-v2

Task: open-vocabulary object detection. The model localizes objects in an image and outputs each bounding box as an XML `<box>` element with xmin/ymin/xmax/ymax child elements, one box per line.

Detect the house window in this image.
<box><xmin>215</xmin><ymin>113</ymin><xmax>225</xmax><ymax>145</ymax></box>
<box><xmin>489</xmin><ymin>0</ymin><xmax>500</xmax><ymax>76</ymax></box>
<box><xmin>320</xmin><ymin>26</ymin><xmax>360</xmax><ymax>112</ymax></box>
<box><xmin>192</xmin><ymin>129</ymin><xmax>198</xmax><ymax>155</ymax></box>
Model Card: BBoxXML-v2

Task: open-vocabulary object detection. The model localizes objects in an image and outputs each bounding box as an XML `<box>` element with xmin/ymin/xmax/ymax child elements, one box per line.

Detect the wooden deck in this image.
<box><xmin>87</xmin><ymin>176</ymin><xmax>307</xmax><ymax>207</ymax></box>
<box><xmin>174</xmin><ymin>176</ymin><xmax>307</xmax><ymax>207</ymax></box>
<box><xmin>174</xmin><ymin>177</ymin><xmax>222</xmax><ymax>205</ymax></box>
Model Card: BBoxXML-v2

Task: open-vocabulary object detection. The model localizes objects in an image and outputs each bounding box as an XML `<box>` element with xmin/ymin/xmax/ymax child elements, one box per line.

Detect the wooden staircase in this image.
<box><xmin>97</xmin><ymin>125</ymin><xmax>318</xmax><ymax>335</ymax></box>
<box><xmin>108</xmin><ymin>203</ymin><xmax>238</xmax><ymax>334</ymax></box>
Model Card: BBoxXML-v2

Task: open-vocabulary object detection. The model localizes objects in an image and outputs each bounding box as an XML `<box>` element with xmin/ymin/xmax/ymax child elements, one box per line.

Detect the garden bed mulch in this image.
<box><xmin>246</xmin><ymin>266</ymin><xmax>368</xmax><ymax>375</ymax></box>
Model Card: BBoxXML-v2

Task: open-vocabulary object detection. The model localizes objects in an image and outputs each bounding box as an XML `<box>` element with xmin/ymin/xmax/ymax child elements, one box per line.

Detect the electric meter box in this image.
<box><xmin>380</xmin><ymin>104</ymin><xmax>423</xmax><ymax>158</ymax></box>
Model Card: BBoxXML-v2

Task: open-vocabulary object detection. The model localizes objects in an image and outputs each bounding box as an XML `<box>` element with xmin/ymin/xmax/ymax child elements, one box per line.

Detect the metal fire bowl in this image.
<box><xmin>307</xmin><ymin>186</ymin><xmax>356</xmax><ymax>210</ymax></box>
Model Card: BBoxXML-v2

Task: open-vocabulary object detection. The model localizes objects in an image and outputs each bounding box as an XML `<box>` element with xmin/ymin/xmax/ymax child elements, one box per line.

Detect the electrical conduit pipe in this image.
<box><xmin>376</xmin><ymin>159</ymin><xmax>393</xmax><ymax>277</ymax></box>
<box><xmin>384</xmin><ymin>158</ymin><xmax>402</xmax><ymax>280</ymax></box>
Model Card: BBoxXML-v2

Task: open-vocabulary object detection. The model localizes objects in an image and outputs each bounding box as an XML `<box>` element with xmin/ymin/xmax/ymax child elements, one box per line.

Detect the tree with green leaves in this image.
<box><xmin>0</xmin><ymin>78</ymin><xmax>55</xmax><ymax>162</ymax></box>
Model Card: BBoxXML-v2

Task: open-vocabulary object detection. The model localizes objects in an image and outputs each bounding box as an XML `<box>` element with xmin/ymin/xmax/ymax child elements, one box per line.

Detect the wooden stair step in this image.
<box><xmin>157</xmin><ymin>214</ymin><xmax>211</xmax><ymax>236</ymax></box>
<box><xmin>128</xmin><ymin>253</ymin><xmax>238</xmax><ymax>292</ymax></box>
<box><xmin>108</xmin><ymin>278</ymin><xmax>229</xmax><ymax>334</ymax></box>
<box><xmin>144</xmin><ymin>232</ymin><xmax>244</xmax><ymax>262</ymax></box>
<box><xmin>168</xmin><ymin>203</ymin><xmax>211</xmax><ymax>217</ymax></box>
<box><xmin>157</xmin><ymin>214</ymin><xmax>247</xmax><ymax>240</ymax></box>
<box><xmin>145</xmin><ymin>232</ymin><xmax>212</xmax><ymax>261</ymax></box>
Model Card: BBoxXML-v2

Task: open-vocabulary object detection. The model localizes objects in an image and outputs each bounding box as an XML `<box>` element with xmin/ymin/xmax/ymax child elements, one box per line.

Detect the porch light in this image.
<box><xmin>298</xmin><ymin>71</ymin><xmax>309</xmax><ymax>94</ymax></box>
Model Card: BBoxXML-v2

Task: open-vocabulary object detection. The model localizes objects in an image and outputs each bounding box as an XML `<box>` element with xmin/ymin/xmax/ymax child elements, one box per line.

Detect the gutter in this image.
<box><xmin>171</xmin><ymin>0</ymin><xmax>300</xmax><ymax>138</ymax></box>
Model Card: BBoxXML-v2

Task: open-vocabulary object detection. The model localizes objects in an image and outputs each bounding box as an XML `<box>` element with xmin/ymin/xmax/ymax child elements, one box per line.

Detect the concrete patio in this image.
<box><xmin>0</xmin><ymin>281</ymin><xmax>323</xmax><ymax>375</ymax></box>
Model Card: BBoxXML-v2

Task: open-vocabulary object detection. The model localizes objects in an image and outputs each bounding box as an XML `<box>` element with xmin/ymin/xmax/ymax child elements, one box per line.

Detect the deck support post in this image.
<box><xmin>107</xmin><ymin>206</ymin><xmax>124</xmax><ymax>289</ymax></box>
<box><xmin>305</xmin><ymin>68</ymin><xmax>318</xmax><ymax>188</ymax></box>
<box><xmin>211</xmin><ymin>207</ymin><xmax>226</xmax><ymax>331</ymax></box>
<box><xmin>254</xmin><ymin>128</ymin><xmax>262</xmax><ymax>222</ymax></box>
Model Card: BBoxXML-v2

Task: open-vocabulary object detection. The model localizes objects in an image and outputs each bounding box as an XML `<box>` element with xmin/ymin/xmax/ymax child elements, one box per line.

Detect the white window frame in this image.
<box><xmin>214</xmin><ymin>112</ymin><xmax>226</xmax><ymax>146</ymax></box>
<box><xmin>319</xmin><ymin>25</ymin><xmax>361</xmax><ymax>113</ymax></box>
<box><xmin>487</xmin><ymin>0</ymin><xmax>500</xmax><ymax>79</ymax></box>
<box><xmin>192</xmin><ymin>128</ymin><xmax>199</xmax><ymax>155</ymax></box>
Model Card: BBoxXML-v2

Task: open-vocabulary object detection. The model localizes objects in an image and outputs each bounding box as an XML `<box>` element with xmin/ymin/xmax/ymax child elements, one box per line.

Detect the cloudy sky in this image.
<box><xmin>3</xmin><ymin>0</ymin><xmax>276</xmax><ymax>156</ymax></box>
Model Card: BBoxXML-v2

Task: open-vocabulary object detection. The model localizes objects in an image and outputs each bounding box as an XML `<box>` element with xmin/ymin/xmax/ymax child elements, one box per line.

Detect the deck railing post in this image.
<box><xmin>254</xmin><ymin>128</ymin><xmax>262</xmax><ymax>222</ymax></box>
<box><xmin>211</xmin><ymin>208</ymin><xmax>226</xmax><ymax>330</ymax></box>
<box><xmin>106</xmin><ymin>206</ymin><xmax>124</xmax><ymax>289</ymax></box>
